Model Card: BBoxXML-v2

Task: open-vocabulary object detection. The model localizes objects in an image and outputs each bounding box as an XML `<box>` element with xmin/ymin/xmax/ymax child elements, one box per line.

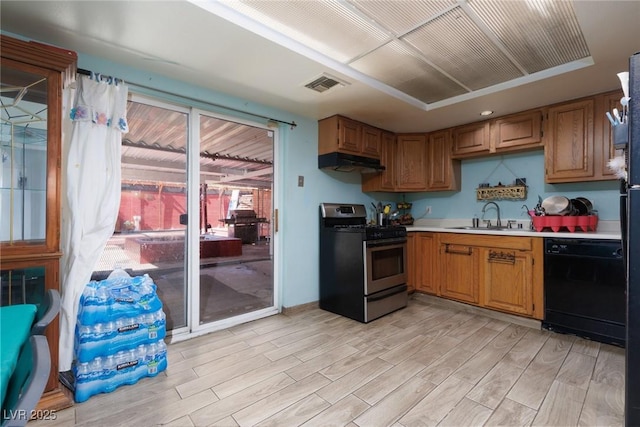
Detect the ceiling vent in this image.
<box><xmin>304</xmin><ymin>74</ymin><xmax>348</xmax><ymax>93</ymax></box>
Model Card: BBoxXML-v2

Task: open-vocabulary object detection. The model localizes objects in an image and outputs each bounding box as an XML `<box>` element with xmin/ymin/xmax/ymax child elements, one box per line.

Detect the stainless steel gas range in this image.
<box><xmin>319</xmin><ymin>202</ymin><xmax>408</xmax><ymax>322</ymax></box>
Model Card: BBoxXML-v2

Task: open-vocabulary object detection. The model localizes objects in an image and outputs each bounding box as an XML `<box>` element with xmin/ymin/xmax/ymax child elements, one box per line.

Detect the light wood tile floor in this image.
<box><xmin>30</xmin><ymin>296</ymin><xmax>625</xmax><ymax>427</ymax></box>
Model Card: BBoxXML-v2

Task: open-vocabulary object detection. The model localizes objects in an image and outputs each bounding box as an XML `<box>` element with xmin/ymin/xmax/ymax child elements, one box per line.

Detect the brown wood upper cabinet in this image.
<box><xmin>491</xmin><ymin>110</ymin><xmax>544</xmax><ymax>153</ymax></box>
<box><xmin>396</xmin><ymin>134</ymin><xmax>428</xmax><ymax>190</ymax></box>
<box><xmin>452</xmin><ymin>121</ymin><xmax>491</xmax><ymax>158</ymax></box>
<box><xmin>380</xmin><ymin>132</ymin><xmax>397</xmax><ymax>190</ymax></box>
<box><xmin>452</xmin><ymin>110</ymin><xmax>544</xmax><ymax>158</ymax></box>
<box><xmin>544</xmin><ymin>98</ymin><xmax>595</xmax><ymax>181</ymax></box>
<box><xmin>318</xmin><ymin>115</ymin><xmax>380</xmax><ymax>159</ymax></box>
<box><xmin>362</xmin><ymin>131</ymin><xmax>461</xmax><ymax>193</ymax></box>
<box><xmin>361</xmin><ymin>124</ymin><xmax>382</xmax><ymax>158</ymax></box>
<box><xmin>427</xmin><ymin>130</ymin><xmax>460</xmax><ymax>191</ymax></box>
<box><xmin>545</xmin><ymin>91</ymin><xmax>623</xmax><ymax>183</ymax></box>
<box><xmin>364</xmin><ymin>132</ymin><xmax>396</xmax><ymax>192</ymax></box>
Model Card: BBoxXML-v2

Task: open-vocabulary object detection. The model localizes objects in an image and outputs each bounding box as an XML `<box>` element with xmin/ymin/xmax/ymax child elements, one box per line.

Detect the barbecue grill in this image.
<box><xmin>222</xmin><ymin>209</ymin><xmax>267</xmax><ymax>243</ymax></box>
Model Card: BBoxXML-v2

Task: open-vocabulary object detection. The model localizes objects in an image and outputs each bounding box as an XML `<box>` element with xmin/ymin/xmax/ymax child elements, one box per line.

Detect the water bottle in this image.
<box><xmin>136</xmin><ymin>344</ymin><xmax>147</xmax><ymax>362</ymax></box>
<box><xmin>75</xmin><ymin>362</ymin><xmax>90</xmax><ymax>378</ymax></box>
<box><xmin>104</xmin><ymin>354</ymin><xmax>115</xmax><ymax>371</ymax></box>
<box><xmin>146</xmin><ymin>342</ymin><xmax>158</xmax><ymax>362</ymax></box>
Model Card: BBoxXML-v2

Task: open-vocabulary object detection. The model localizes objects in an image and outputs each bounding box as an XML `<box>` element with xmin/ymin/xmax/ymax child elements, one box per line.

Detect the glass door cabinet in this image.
<box><xmin>1</xmin><ymin>35</ymin><xmax>76</xmax><ymax>410</ymax></box>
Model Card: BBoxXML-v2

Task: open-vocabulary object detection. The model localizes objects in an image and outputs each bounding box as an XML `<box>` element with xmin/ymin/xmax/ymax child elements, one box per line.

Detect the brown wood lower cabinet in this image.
<box><xmin>410</xmin><ymin>232</ymin><xmax>543</xmax><ymax>320</ymax></box>
<box><xmin>416</xmin><ymin>233</ymin><xmax>437</xmax><ymax>294</ymax></box>
<box><xmin>439</xmin><ymin>242</ymin><xmax>480</xmax><ymax>304</ymax></box>
<box><xmin>406</xmin><ymin>233</ymin><xmax>416</xmax><ymax>293</ymax></box>
<box><xmin>480</xmin><ymin>247</ymin><xmax>533</xmax><ymax>316</ymax></box>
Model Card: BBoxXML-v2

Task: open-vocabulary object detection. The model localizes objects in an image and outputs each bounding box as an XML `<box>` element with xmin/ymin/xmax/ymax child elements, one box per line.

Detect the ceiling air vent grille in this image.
<box><xmin>304</xmin><ymin>74</ymin><xmax>347</xmax><ymax>93</ymax></box>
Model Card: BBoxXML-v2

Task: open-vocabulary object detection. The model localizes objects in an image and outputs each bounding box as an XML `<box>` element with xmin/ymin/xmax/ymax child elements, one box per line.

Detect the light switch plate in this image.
<box><xmin>298</xmin><ymin>176</ymin><xmax>304</xmax><ymax>187</ymax></box>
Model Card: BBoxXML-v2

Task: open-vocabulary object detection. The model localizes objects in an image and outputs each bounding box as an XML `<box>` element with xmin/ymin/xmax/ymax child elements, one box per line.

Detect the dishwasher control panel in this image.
<box><xmin>544</xmin><ymin>238</ymin><xmax>622</xmax><ymax>258</ymax></box>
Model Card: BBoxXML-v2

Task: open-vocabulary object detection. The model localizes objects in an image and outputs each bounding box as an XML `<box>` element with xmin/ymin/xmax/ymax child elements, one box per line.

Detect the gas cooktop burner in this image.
<box><xmin>320</xmin><ymin>203</ymin><xmax>407</xmax><ymax>240</ymax></box>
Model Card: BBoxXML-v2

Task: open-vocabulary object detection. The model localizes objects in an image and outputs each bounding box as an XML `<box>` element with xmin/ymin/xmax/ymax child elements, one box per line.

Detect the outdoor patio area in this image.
<box><xmin>93</xmin><ymin>229</ymin><xmax>273</xmax><ymax>330</ymax></box>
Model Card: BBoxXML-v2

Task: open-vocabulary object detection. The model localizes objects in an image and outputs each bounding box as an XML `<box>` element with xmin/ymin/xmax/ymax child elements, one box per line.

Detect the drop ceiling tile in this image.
<box><xmin>349</xmin><ymin>0</ymin><xmax>456</xmax><ymax>36</ymax></box>
<box><xmin>351</xmin><ymin>40</ymin><xmax>467</xmax><ymax>104</ymax></box>
<box><xmin>468</xmin><ymin>0</ymin><xmax>590</xmax><ymax>73</ymax></box>
<box><xmin>225</xmin><ymin>0</ymin><xmax>389</xmax><ymax>63</ymax></box>
<box><xmin>218</xmin><ymin>0</ymin><xmax>595</xmax><ymax>108</ymax></box>
<box><xmin>402</xmin><ymin>6</ymin><xmax>523</xmax><ymax>91</ymax></box>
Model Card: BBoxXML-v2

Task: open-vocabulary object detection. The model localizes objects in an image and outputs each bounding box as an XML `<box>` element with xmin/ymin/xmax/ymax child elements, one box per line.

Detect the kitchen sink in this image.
<box><xmin>445</xmin><ymin>226</ymin><xmax>522</xmax><ymax>232</ymax></box>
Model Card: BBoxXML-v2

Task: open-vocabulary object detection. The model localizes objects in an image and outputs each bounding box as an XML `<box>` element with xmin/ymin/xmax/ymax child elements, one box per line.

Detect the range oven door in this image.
<box><xmin>364</xmin><ymin>238</ymin><xmax>407</xmax><ymax>295</ymax></box>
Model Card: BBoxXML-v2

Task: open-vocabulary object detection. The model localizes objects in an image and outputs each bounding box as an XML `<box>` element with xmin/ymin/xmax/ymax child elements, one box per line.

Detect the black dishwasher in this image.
<box><xmin>543</xmin><ymin>238</ymin><xmax>626</xmax><ymax>347</ymax></box>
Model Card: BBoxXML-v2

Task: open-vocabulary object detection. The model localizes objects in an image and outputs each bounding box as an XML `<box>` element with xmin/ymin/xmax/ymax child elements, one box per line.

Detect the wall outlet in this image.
<box><xmin>425</xmin><ymin>206</ymin><xmax>432</xmax><ymax>215</ymax></box>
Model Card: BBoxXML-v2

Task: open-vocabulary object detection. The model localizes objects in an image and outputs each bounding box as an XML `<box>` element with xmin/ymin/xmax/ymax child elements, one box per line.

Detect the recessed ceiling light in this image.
<box><xmin>480</xmin><ymin>110</ymin><xmax>494</xmax><ymax>116</ymax></box>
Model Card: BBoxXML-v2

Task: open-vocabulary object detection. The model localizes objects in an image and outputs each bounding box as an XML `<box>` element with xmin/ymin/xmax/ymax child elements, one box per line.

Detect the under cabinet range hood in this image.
<box><xmin>318</xmin><ymin>152</ymin><xmax>385</xmax><ymax>173</ymax></box>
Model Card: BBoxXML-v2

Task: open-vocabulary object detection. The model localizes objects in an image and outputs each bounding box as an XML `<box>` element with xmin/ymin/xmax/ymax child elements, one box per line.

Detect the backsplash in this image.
<box><xmin>403</xmin><ymin>151</ymin><xmax>620</xmax><ymax>221</ymax></box>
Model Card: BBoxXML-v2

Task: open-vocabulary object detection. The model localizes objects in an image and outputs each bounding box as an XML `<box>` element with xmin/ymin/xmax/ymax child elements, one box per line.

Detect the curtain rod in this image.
<box><xmin>77</xmin><ymin>68</ymin><xmax>297</xmax><ymax>129</ymax></box>
<box><xmin>76</xmin><ymin>68</ymin><xmax>123</xmax><ymax>85</ymax></box>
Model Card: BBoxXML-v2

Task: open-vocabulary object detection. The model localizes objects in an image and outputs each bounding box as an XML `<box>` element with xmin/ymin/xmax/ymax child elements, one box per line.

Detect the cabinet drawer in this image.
<box><xmin>439</xmin><ymin>233</ymin><xmax>533</xmax><ymax>251</ymax></box>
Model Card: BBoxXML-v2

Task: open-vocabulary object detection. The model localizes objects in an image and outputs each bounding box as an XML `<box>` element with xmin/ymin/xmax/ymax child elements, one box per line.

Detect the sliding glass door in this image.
<box><xmin>93</xmin><ymin>96</ymin><xmax>279</xmax><ymax>337</ymax></box>
<box><xmin>194</xmin><ymin>112</ymin><xmax>276</xmax><ymax>328</ymax></box>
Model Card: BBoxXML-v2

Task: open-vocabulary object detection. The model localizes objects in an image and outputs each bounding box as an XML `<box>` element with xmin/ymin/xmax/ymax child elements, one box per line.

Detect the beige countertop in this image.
<box><xmin>406</xmin><ymin>218</ymin><xmax>621</xmax><ymax>240</ymax></box>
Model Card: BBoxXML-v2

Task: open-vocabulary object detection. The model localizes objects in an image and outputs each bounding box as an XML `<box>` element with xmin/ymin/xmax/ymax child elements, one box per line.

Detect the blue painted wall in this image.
<box><xmin>403</xmin><ymin>151</ymin><xmax>620</xmax><ymax>222</ymax></box>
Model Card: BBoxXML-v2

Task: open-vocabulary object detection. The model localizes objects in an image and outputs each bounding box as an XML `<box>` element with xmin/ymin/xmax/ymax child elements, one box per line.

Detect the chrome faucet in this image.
<box><xmin>481</xmin><ymin>201</ymin><xmax>502</xmax><ymax>228</ymax></box>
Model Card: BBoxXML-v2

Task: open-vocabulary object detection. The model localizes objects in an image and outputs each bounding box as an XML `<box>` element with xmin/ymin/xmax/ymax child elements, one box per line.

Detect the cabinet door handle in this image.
<box><xmin>488</xmin><ymin>250</ymin><xmax>516</xmax><ymax>264</ymax></box>
<box><xmin>445</xmin><ymin>244</ymin><xmax>473</xmax><ymax>255</ymax></box>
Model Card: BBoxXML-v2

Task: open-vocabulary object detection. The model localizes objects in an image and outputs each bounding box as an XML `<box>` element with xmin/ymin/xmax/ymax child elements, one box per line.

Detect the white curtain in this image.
<box><xmin>59</xmin><ymin>74</ymin><xmax>129</xmax><ymax>371</ymax></box>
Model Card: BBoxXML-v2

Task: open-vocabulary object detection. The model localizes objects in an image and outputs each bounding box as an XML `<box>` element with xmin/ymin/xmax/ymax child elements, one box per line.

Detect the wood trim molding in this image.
<box><xmin>1</xmin><ymin>34</ymin><xmax>77</xmax><ymax>82</ymax></box>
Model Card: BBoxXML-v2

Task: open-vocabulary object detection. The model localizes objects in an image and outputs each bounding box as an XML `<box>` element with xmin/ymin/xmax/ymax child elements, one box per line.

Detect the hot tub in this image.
<box><xmin>125</xmin><ymin>234</ymin><xmax>242</xmax><ymax>264</ymax></box>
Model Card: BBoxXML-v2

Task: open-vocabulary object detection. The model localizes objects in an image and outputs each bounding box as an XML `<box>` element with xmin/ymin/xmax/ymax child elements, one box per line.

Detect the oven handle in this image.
<box><xmin>366</xmin><ymin>238</ymin><xmax>407</xmax><ymax>248</ymax></box>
